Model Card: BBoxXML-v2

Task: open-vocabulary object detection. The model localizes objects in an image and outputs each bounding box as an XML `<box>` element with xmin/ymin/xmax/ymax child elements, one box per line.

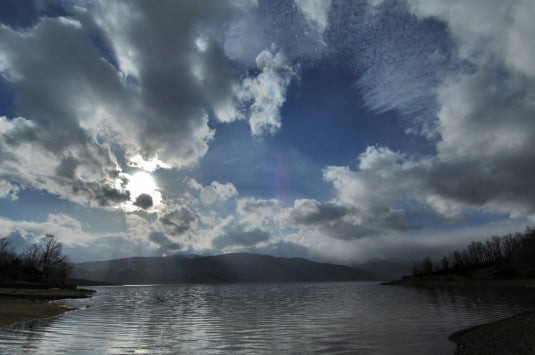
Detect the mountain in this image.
<box><xmin>355</xmin><ymin>258</ymin><xmax>413</xmax><ymax>280</ymax></box>
<box><xmin>73</xmin><ymin>253</ymin><xmax>385</xmax><ymax>285</ymax></box>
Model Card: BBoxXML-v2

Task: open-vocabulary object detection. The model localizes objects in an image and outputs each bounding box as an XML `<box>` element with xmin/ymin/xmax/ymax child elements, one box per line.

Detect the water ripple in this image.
<box><xmin>1</xmin><ymin>282</ymin><xmax>533</xmax><ymax>354</ymax></box>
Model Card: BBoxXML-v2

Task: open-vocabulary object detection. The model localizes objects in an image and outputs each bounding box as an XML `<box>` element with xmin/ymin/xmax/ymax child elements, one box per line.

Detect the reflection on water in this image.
<box><xmin>1</xmin><ymin>282</ymin><xmax>533</xmax><ymax>354</ymax></box>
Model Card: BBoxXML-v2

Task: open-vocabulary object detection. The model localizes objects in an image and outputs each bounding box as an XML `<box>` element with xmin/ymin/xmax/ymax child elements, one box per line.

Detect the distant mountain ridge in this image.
<box><xmin>73</xmin><ymin>253</ymin><xmax>385</xmax><ymax>285</ymax></box>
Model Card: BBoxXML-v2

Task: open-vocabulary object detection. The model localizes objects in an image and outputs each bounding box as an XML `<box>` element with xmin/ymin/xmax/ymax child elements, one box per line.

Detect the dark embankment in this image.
<box><xmin>74</xmin><ymin>253</ymin><xmax>385</xmax><ymax>285</ymax></box>
<box><xmin>449</xmin><ymin>311</ymin><xmax>535</xmax><ymax>354</ymax></box>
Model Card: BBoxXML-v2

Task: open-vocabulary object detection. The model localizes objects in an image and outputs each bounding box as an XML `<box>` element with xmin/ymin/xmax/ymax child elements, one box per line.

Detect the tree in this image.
<box><xmin>19</xmin><ymin>234</ymin><xmax>72</xmax><ymax>284</ymax></box>
<box><xmin>21</xmin><ymin>243</ymin><xmax>42</xmax><ymax>282</ymax></box>
<box><xmin>439</xmin><ymin>256</ymin><xmax>450</xmax><ymax>272</ymax></box>
<box><xmin>451</xmin><ymin>250</ymin><xmax>464</xmax><ymax>271</ymax></box>
<box><xmin>486</xmin><ymin>235</ymin><xmax>503</xmax><ymax>263</ymax></box>
<box><xmin>421</xmin><ymin>256</ymin><xmax>434</xmax><ymax>275</ymax></box>
<box><xmin>39</xmin><ymin>234</ymin><xmax>71</xmax><ymax>284</ymax></box>
<box><xmin>410</xmin><ymin>227</ymin><xmax>535</xmax><ymax>279</ymax></box>
<box><xmin>0</xmin><ymin>238</ymin><xmax>17</xmax><ymax>281</ymax></box>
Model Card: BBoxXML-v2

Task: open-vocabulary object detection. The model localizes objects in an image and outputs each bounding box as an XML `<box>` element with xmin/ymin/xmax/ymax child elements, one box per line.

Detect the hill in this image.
<box><xmin>355</xmin><ymin>258</ymin><xmax>413</xmax><ymax>280</ymax></box>
<box><xmin>73</xmin><ymin>253</ymin><xmax>385</xmax><ymax>285</ymax></box>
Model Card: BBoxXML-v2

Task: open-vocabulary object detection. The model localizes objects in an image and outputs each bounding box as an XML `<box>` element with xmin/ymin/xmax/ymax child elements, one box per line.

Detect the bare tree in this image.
<box><xmin>19</xmin><ymin>234</ymin><xmax>72</xmax><ymax>284</ymax></box>
<box><xmin>486</xmin><ymin>235</ymin><xmax>503</xmax><ymax>262</ymax></box>
<box><xmin>421</xmin><ymin>256</ymin><xmax>434</xmax><ymax>275</ymax></box>
<box><xmin>0</xmin><ymin>238</ymin><xmax>17</xmax><ymax>281</ymax></box>
<box><xmin>412</xmin><ymin>227</ymin><xmax>535</xmax><ymax>278</ymax></box>
<box><xmin>439</xmin><ymin>256</ymin><xmax>450</xmax><ymax>272</ymax></box>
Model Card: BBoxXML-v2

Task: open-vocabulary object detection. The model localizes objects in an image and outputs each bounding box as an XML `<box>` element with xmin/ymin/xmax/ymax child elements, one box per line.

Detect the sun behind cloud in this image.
<box><xmin>124</xmin><ymin>171</ymin><xmax>162</xmax><ymax>211</ymax></box>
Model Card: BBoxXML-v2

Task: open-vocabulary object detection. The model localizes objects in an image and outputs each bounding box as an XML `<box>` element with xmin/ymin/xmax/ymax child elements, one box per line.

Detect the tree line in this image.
<box><xmin>0</xmin><ymin>234</ymin><xmax>71</xmax><ymax>285</ymax></box>
<box><xmin>413</xmin><ymin>227</ymin><xmax>535</xmax><ymax>278</ymax></box>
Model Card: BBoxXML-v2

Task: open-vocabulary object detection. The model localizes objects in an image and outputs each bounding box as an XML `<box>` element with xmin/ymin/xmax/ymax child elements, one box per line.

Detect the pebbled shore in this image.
<box><xmin>449</xmin><ymin>310</ymin><xmax>535</xmax><ymax>354</ymax></box>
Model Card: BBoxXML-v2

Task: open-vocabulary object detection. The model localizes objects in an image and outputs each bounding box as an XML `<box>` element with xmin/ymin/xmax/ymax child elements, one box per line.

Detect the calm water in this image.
<box><xmin>1</xmin><ymin>282</ymin><xmax>534</xmax><ymax>354</ymax></box>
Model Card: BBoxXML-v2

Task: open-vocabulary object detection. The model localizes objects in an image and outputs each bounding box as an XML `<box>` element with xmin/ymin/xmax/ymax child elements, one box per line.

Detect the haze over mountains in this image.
<box><xmin>73</xmin><ymin>253</ymin><xmax>386</xmax><ymax>285</ymax></box>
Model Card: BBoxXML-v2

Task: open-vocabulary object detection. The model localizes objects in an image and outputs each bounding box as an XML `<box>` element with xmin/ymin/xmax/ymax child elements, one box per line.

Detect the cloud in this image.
<box><xmin>0</xmin><ymin>115</ymin><xmax>128</xmax><ymax>207</ymax></box>
<box><xmin>321</xmin><ymin>146</ymin><xmax>421</xmax><ymax>234</ymax></box>
<box><xmin>236</xmin><ymin>198</ymin><xmax>283</xmax><ymax>231</ymax></box>
<box><xmin>0</xmin><ymin>213</ymin><xmax>159</xmax><ymax>261</ymax></box>
<box><xmin>0</xmin><ymin>1</ymin><xmax>267</xmax><ymax>209</ymax></box>
<box><xmin>0</xmin><ymin>14</ymin><xmax>133</xmax><ymax>207</ymax></box>
<box><xmin>296</xmin><ymin>0</ymin><xmax>535</xmax><ymax>229</ymax></box>
<box><xmin>287</xmin><ymin>199</ymin><xmax>349</xmax><ymax>226</ymax></box>
<box><xmin>315</xmin><ymin>1</ymin><xmax>461</xmax><ymax>137</ymax></box>
<box><xmin>88</xmin><ymin>0</ymin><xmax>242</xmax><ymax>167</ymax></box>
<box><xmin>212</xmin><ymin>228</ymin><xmax>270</xmax><ymax>249</ymax></box>
<box><xmin>159</xmin><ymin>207</ymin><xmax>198</xmax><ymax>236</ymax></box>
<box><xmin>396</xmin><ymin>0</ymin><xmax>535</xmax><ymax>219</ymax></box>
<box><xmin>237</xmin><ymin>50</ymin><xmax>297</xmax><ymax>135</ymax></box>
<box><xmin>200</xmin><ymin>181</ymin><xmax>238</xmax><ymax>205</ymax></box>
<box><xmin>148</xmin><ymin>231</ymin><xmax>182</xmax><ymax>254</ymax></box>
<box><xmin>2</xmin><ymin>1</ymin><xmax>535</xmax><ymax>266</ymax></box>
<box><xmin>407</xmin><ymin>0</ymin><xmax>535</xmax><ymax>77</ymax></box>
<box><xmin>297</xmin><ymin>218</ymin><xmax>531</xmax><ymax>263</ymax></box>
<box><xmin>0</xmin><ymin>1</ymin><xmax>306</xmax><ymax>211</ymax></box>
<box><xmin>294</xmin><ymin>0</ymin><xmax>332</xmax><ymax>36</ymax></box>
<box><xmin>0</xmin><ymin>180</ymin><xmax>19</xmax><ymax>200</ymax></box>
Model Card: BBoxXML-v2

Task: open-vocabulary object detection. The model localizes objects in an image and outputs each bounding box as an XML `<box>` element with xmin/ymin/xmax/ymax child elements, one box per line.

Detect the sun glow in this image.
<box><xmin>124</xmin><ymin>171</ymin><xmax>162</xmax><ymax>210</ymax></box>
<box><xmin>128</xmin><ymin>154</ymin><xmax>170</xmax><ymax>172</ymax></box>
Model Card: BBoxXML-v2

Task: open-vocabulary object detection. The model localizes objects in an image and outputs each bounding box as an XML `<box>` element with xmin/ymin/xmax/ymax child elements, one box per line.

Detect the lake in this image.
<box><xmin>1</xmin><ymin>282</ymin><xmax>533</xmax><ymax>354</ymax></box>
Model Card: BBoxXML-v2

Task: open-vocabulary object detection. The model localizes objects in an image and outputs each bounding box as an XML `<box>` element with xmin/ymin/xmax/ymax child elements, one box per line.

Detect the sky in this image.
<box><xmin>1</xmin><ymin>0</ymin><xmax>534</xmax><ymax>264</ymax></box>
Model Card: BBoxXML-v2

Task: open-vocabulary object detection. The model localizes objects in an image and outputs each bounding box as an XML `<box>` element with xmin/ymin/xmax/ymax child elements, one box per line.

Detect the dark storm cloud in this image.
<box><xmin>289</xmin><ymin>201</ymin><xmax>350</xmax><ymax>225</ymax></box>
<box><xmin>0</xmin><ymin>15</ymin><xmax>133</xmax><ymax>207</ymax></box>
<box><xmin>55</xmin><ymin>156</ymin><xmax>79</xmax><ymax>179</ymax></box>
<box><xmin>93</xmin><ymin>186</ymin><xmax>130</xmax><ymax>207</ymax></box>
<box><xmin>0</xmin><ymin>0</ymin><xmax>252</xmax><ymax>207</ymax></box>
<box><xmin>90</xmin><ymin>0</ymin><xmax>244</xmax><ymax>166</ymax></box>
<box><xmin>159</xmin><ymin>207</ymin><xmax>197</xmax><ymax>235</ymax></box>
<box><xmin>148</xmin><ymin>231</ymin><xmax>182</xmax><ymax>253</ymax></box>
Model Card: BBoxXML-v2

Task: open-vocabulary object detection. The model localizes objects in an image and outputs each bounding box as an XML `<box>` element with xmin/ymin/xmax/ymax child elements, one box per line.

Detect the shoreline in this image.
<box><xmin>0</xmin><ymin>288</ymin><xmax>94</xmax><ymax>328</ymax></box>
<box><xmin>449</xmin><ymin>310</ymin><xmax>535</xmax><ymax>354</ymax></box>
<box><xmin>384</xmin><ymin>277</ymin><xmax>535</xmax><ymax>353</ymax></box>
<box><xmin>383</xmin><ymin>276</ymin><xmax>535</xmax><ymax>288</ymax></box>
